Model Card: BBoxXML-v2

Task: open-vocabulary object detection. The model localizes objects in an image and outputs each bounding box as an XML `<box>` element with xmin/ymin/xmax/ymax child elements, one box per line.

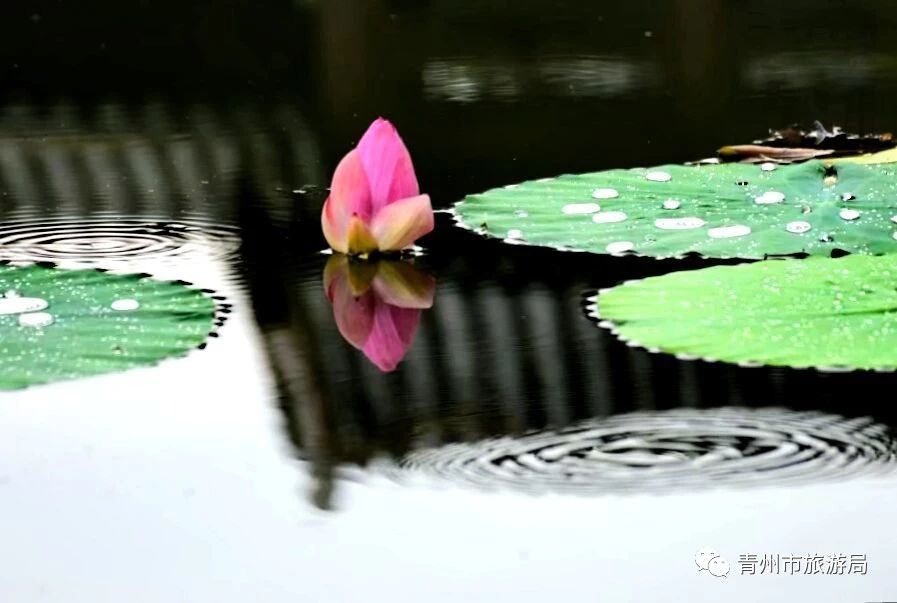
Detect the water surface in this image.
<box><xmin>2</xmin><ymin>2</ymin><xmax>897</xmax><ymax>601</ymax></box>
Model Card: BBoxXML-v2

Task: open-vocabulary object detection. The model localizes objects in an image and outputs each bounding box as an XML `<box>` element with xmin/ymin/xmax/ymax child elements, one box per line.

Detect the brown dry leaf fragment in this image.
<box><xmin>717</xmin><ymin>144</ymin><xmax>834</xmax><ymax>163</ymax></box>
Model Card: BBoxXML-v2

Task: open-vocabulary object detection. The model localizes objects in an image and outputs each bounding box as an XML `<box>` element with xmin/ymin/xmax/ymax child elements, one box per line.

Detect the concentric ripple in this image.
<box><xmin>0</xmin><ymin>217</ymin><xmax>240</xmax><ymax>267</ymax></box>
<box><xmin>388</xmin><ymin>408</ymin><xmax>897</xmax><ymax>494</ymax></box>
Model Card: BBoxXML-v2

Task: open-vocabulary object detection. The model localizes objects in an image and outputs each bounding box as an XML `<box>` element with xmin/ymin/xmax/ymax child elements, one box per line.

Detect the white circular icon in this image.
<box><xmin>708</xmin><ymin>556</ymin><xmax>730</xmax><ymax>578</ymax></box>
<box><xmin>695</xmin><ymin>547</ymin><xmax>719</xmax><ymax>571</ymax></box>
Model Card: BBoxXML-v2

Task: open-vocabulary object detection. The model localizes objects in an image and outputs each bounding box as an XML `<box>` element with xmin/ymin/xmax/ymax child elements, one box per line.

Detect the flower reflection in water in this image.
<box><xmin>323</xmin><ymin>255</ymin><xmax>435</xmax><ymax>372</ymax></box>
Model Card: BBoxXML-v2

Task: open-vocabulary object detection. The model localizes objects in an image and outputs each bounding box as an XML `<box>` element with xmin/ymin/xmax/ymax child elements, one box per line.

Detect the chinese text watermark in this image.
<box><xmin>739</xmin><ymin>553</ymin><xmax>867</xmax><ymax>575</ymax></box>
<box><xmin>697</xmin><ymin>549</ymin><xmax>868</xmax><ymax>578</ymax></box>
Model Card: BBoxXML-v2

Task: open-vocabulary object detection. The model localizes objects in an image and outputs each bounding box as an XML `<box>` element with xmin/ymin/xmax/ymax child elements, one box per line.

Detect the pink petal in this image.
<box><xmin>356</xmin><ymin>118</ymin><xmax>420</xmax><ymax>213</ymax></box>
<box><xmin>322</xmin><ymin>150</ymin><xmax>372</xmax><ymax>251</ymax></box>
<box><xmin>324</xmin><ymin>256</ymin><xmax>375</xmax><ymax>350</ymax></box>
<box><xmin>321</xmin><ymin>197</ymin><xmax>348</xmax><ymax>254</ymax></box>
<box><xmin>323</xmin><ymin>256</ymin><xmax>429</xmax><ymax>373</ymax></box>
<box><xmin>369</xmin><ymin>194</ymin><xmax>434</xmax><ymax>252</ymax></box>
<box><xmin>362</xmin><ymin>304</ymin><xmax>422</xmax><ymax>372</ymax></box>
<box><xmin>372</xmin><ymin>261</ymin><xmax>435</xmax><ymax>309</ymax></box>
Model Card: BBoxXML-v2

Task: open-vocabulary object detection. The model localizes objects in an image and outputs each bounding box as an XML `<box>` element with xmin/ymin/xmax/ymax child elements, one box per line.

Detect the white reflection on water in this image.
<box><xmin>0</xmin><ymin>216</ymin><xmax>241</xmax><ymax>281</ymax></box>
<box><xmin>744</xmin><ymin>52</ymin><xmax>894</xmax><ymax>90</ymax></box>
<box><xmin>422</xmin><ymin>55</ymin><xmax>659</xmax><ymax>103</ymax></box>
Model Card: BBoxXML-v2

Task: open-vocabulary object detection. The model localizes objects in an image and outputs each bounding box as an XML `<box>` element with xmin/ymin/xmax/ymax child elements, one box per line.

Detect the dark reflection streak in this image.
<box><xmin>556</xmin><ymin>286</ymin><xmax>587</xmax><ymax>423</ymax></box>
<box><xmin>384</xmin><ymin>370</ymin><xmax>413</xmax><ymax>459</ymax></box>
<box><xmin>201</xmin><ymin>106</ymin><xmax>241</xmax><ymax>224</ymax></box>
<box><xmin>141</xmin><ymin>102</ymin><xmax>178</xmax><ymax>216</ymax></box>
<box><xmin>265</xmin><ymin>107</ymin><xmax>304</xmax><ymax>201</ymax></box>
<box><xmin>122</xmin><ymin>131</ymin><xmax>164</xmax><ymax>216</ymax></box>
<box><xmin>628</xmin><ymin>351</ymin><xmax>657</xmax><ymax>411</ymax></box>
<box><xmin>436</xmin><ymin>288</ymin><xmax>481</xmax><ymax>440</ymax></box>
<box><xmin>769</xmin><ymin>367</ymin><xmax>788</xmax><ymax>407</ymax></box>
<box><xmin>400</xmin><ymin>323</ymin><xmax>441</xmax><ymax>444</ymax></box>
<box><xmin>187</xmin><ymin>104</ymin><xmax>221</xmax><ymax>215</ymax></box>
<box><xmin>475</xmin><ymin>286</ymin><xmax>526</xmax><ymax>435</ymax></box>
<box><xmin>267</xmin><ymin>324</ymin><xmax>335</xmax><ymax>511</ymax></box>
<box><xmin>696</xmin><ymin>364</ymin><xmax>724</xmax><ymax>410</ymax></box>
<box><xmin>36</xmin><ymin>104</ymin><xmax>77</xmax><ymax>213</ymax></box>
<box><xmin>82</xmin><ymin>135</ymin><xmax>122</xmax><ymax>214</ymax></box>
<box><xmin>678</xmin><ymin>359</ymin><xmax>701</xmax><ymax>409</ymax></box>
<box><xmin>359</xmin><ymin>349</ymin><xmax>394</xmax><ymax>428</ymax></box>
<box><xmin>9</xmin><ymin>106</ymin><xmax>54</xmax><ymax>213</ymax></box>
<box><xmin>419</xmin><ymin>308</ymin><xmax>454</xmax><ymax>438</ymax></box>
<box><xmin>169</xmin><ymin>136</ymin><xmax>204</xmax><ymax>218</ymax></box>
<box><xmin>342</xmin><ymin>342</ymin><xmax>381</xmax><ymax>454</ymax></box>
<box><xmin>0</xmin><ymin>137</ymin><xmax>37</xmax><ymax>208</ymax></box>
<box><xmin>525</xmin><ymin>287</ymin><xmax>569</xmax><ymax>427</ymax></box>
<box><xmin>461</xmin><ymin>287</ymin><xmax>494</xmax><ymax>439</ymax></box>
<box><xmin>725</xmin><ymin>364</ymin><xmax>746</xmax><ymax>407</ymax></box>
<box><xmin>34</xmin><ymin>134</ymin><xmax>80</xmax><ymax>215</ymax></box>
<box><xmin>576</xmin><ymin>314</ymin><xmax>613</xmax><ymax>419</ymax></box>
<box><xmin>27</xmin><ymin>146</ymin><xmax>57</xmax><ymax>214</ymax></box>
<box><xmin>276</xmin><ymin>102</ymin><xmax>325</xmax><ymax>191</ymax></box>
<box><xmin>233</xmin><ymin>104</ymin><xmax>282</xmax><ymax>209</ymax></box>
<box><xmin>250</xmin><ymin>103</ymin><xmax>287</xmax><ymax>190</ymax></box>
<box><xmin>297</xmin><ymin>278</ymin><xmax>384</xmax><ymax>463</ymax></box>
<box><xmin>652</xmin><ymin>355</ymin><xmax>682</xmax><ymax>412</ymax></box>
<box><xmin>93</xmin><ymin>103</ymin><xmax>133</xmax><ymax>215</ymax></box>
<box><xmin>395</xmin><ymin>317</ymin><xmax>427</xmax><ymax>413</ymax></box>
<box><xmin>511</xmin><ymin>292</ymin><xmax>546</xmax><ymax>430</ymax></box>
<box><xmin>466</xmin><ymin>287</ymin><xmax>503</xmax><ymax>433</ymax></box>
<box><xmin>128</xmin><ymin>106</ymin><xmax>177</xmax><ymax>215</ymax></box>
<box><xmin>239</xmin><ymin>196</ymin><xmax>338</xmax><ymax>509</ymax></box>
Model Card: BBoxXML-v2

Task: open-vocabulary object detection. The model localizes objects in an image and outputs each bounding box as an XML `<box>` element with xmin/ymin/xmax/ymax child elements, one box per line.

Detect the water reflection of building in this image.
<box><xmin>4</xmin><ymin>98</ymin><xmax>896</xmax><ymax>511</ymax></box>
<box><xmin>0</xmin><ymin>101</ymin><xmax>323</xmax><ymax>223</ymax></box>
<box><xmin>241</xmin><ymin>190</ymin><xmax>897</xmax><ymax>511</ymax></box>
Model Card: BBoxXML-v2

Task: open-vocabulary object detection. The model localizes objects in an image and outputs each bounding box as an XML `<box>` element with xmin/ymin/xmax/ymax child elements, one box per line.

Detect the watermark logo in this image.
<box><xmin>695</xmin><ymin>548</ymin><xmax>729</xmax><ymax>578</ymax></box>
<box><xmin>697</xmin><ymin>548</ymin><xmax>868</xmax><ymax>577</ymax></box>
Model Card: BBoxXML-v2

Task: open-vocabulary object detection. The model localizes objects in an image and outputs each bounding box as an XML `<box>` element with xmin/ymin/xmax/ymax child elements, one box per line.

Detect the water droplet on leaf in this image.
<box><xmin>786</xmin><ymin>221</ymin><xmax>812</xmax><ymax>234</ymax></box>
<box><xmin>592</xmin><ymin>211</ymin><xmax>628</xmax><ymax>224</ymax></box>
<box><xmin>562</xmin><ymin>203</ymin><xmax>601</xmax><ymax>215</ymax></box>
<box><xmin>755</xmin><ymin>191</ymin><xmax>786</xmax><ymax>205</ymax></box>
<box><xmin>839</xmin><ymin>208</ymin><xmax>860</xmax><ymax>221</ymax></box>
<box><xmin>606</xmin><ymin>241</ymin><xmax>634</xmax><ymax>254</ymax></box>
<box><xmin>645</xmin><ymin>171</ymin><xmax>671</xmax><ymax>182</ymax></box>
<box><xmin>592</xmin><ymin>188</ymin><xmax>619</xmax><ymax>200</ymax></box>
<box><xmin>662</xmin><ymin>199</ymin><xmax>681</xmax><ymax>210</ymax></box>
<box><xmin>0</xmin><ymin>296</ymin><xmax>48</xmax><ymax>315</ymax></box>
<box><xmin>111</xmin><ymin>299</ymin><xmax>140</xmax><ymax>311</ymax></box>
<box><xmin>18</xmin><ymin>312</ymin><xmax>53</xmax><ymax>328</ymax></box>
<box><xmin>708</xmin><ymin>224</ymin><xmax>751</xmax><ymax>239</ymax></box>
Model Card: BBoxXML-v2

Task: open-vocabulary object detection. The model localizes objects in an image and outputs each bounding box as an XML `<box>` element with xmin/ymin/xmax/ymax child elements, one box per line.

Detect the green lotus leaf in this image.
<box><xmin>834</xmin><ymin>147</ymin><xmax>897</xmax><ymax>165</ymax></box>
<box><xmin>589</xmin><ymin>254</ymin><xmax>897</xmax><ymax>371</ymax></box>
<box><xmin>0</xmin><ymin>264</ymin><xmax>217</xmax><ymax>389</ymax></box>
<box><xmin>454</xmin><ymin>160</ymin><xmax>897</xmax><ymax>259</ymax></box>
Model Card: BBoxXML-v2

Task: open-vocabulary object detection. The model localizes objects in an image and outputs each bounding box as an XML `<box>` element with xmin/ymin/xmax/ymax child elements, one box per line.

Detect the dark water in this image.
<box><xmin>2</xmin><ymin>2</ymin><xmax>897</xmax><ymax>601</ymax></box>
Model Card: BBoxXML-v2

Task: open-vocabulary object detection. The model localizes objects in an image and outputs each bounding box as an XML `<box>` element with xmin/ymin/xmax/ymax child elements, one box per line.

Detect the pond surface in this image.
<box><xmin>2</xmin><ymin>1</ymin><xmax>897</xmax><ymax>601</ymax></box>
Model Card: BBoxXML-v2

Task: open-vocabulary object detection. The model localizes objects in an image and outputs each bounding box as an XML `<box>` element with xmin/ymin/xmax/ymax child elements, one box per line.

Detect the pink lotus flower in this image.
<box><xmin>324</xmin><ymin>255</ymin><xmax>435</xmax><ymax>372</ymax></box>
<box><xmin>322</xmin><ymin>118</ymin><xmax>434</xmax><ymax>255</ymax></box>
